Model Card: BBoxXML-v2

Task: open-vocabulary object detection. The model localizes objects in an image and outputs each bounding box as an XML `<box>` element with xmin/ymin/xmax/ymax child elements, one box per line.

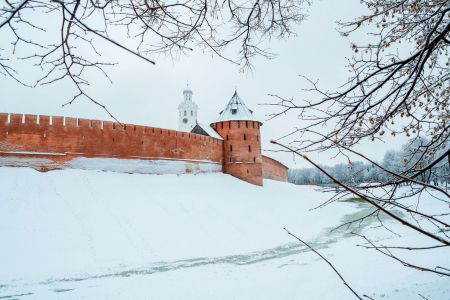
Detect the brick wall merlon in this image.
<box><xmin>52</xmin><ymin>116</ymin><xmax>64</xmax><ymax>126</ymax></box>
<box><xmin>63</xmin><ymin>117</ymin><xmax>76</xmax><ymax>127</ymax></box>
<box><xmin>91</xmin><ymin>120</ymin><xmax>102</xmax><ymax>129</ymax></box>
<box><xmin>25</xmin><ymin>114</ymin><xmax>36</xmax><ymax>124</ymax></box>
<box><xmin>39</xmin><ymin>115</ymin><xmax>50</xmax><ymax>126</ymax></box>
<box><xmin>0</xmin><ymin>113</ymin><xmax>7</xmax><ymax>124</ymax></box>
<box><xmin>10</xmin><ymin>114</ymin><xmax>22</xmax><ymax>125</ymax></box>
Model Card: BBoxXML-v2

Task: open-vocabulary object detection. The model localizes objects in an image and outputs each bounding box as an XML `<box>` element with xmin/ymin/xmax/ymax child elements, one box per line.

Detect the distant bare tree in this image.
<box><xmin>0</xmin><ymin>0</ymin><xmax>310</xmax><ymax>117</ymax></box>
<box><xmin>270</xmin><ymin>0</ymin><xmax>449</xmax><ymax>275</ymax></box>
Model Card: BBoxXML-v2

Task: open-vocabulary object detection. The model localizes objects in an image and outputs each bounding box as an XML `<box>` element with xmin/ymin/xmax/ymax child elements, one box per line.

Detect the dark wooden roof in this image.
<box><xmin>191</xmin><ymin>124</ymin><xmax>210</xmax><ymax>136</ymax></box>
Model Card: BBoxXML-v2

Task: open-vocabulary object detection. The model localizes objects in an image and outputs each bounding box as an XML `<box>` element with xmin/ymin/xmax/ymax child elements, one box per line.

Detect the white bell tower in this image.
<box><xmin>178</xmin><ymin>85</ymin><xmax>198</xmax><ymax>132</ymax></box>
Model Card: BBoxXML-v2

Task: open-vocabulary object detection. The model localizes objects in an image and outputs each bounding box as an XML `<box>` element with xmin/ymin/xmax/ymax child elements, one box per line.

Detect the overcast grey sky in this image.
<box><xmin>0</xmin><ymin>0</ymin><xmax>407</xmax><ymax>168</ymax></box>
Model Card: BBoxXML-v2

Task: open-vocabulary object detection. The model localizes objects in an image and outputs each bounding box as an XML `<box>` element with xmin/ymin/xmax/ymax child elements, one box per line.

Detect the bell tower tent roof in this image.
<box><xmin>212</xmin><ymin>91</ymin><xmax>261</xmax><ymax>125</ymax></box>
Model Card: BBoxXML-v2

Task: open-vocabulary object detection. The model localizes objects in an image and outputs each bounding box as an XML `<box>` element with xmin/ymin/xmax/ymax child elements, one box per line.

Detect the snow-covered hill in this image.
<box><xmin>0</xmin><ymin>167</ymin><xmax>448</xmax><ymax>299</ymax></box>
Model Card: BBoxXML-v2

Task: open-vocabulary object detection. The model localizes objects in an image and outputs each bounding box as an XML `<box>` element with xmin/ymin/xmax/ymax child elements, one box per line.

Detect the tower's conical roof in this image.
<box><xmin>212</xmin><ymin>92</ymin><xmax>261</xmax><ymax>125</ymax></box>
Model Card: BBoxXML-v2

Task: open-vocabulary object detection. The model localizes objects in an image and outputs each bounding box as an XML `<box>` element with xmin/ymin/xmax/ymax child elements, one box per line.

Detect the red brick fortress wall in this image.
<box><xmin>262</xmin><ymin>155</ymin><xmax>288</xmax><ymax>182</ymax></box>
<box><xmin>0</xmin><ymin>113</ymin><xmax>223</xmax><ymax>173</ymax></box>
<box><xmin>212</xmin><ymin>120</ymin><xmax>263</xmax><ymax>186</ymax></box>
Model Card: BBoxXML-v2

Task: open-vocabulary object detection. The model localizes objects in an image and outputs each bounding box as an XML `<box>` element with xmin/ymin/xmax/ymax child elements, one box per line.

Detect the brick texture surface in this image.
<box><xmin>212</xmin><ymin>120</ymin><xmax>263</xmax><ymax>186</ymax></box>
<box><xmin>0</xmin><ymin>113</ymin><xmax>288</xmax><ymax>186</ymax></box>
<box><xmin>0</xmin><ymin>113</ymin><xmax>223</xmax><ymax>166</ymax></box>
<box><xmin>262</xmin><ymin>155</ymin><xmax>288</xmax><ymax>182</ymax></box>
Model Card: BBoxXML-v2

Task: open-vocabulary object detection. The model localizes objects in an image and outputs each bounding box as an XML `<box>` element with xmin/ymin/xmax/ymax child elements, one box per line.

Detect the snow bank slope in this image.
<box><xmin>0</xmin><ymin>167</ymin><xmax>448</xmax><ymax>299</ymax></box>
<box><xmin>0</xmin><ymin>167</ymin><xmax>342</xmax><ymax>280</ymax></box>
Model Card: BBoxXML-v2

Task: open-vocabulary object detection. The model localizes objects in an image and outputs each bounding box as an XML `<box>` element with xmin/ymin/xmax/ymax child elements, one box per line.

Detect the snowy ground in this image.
<box><xmin>0</xmin><ymin>167</ymin><xmax>448</xmax><ymax>299</ymax></box>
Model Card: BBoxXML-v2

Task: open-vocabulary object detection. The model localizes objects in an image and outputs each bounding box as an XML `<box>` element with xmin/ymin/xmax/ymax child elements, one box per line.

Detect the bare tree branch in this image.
<box><xmin>284</xmin><ymin>227</ymin><xmax>364</xmax><ymax>300</ymax></box>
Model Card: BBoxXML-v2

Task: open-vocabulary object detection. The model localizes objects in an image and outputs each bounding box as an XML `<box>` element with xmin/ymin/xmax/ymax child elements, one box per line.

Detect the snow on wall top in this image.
<box><xmin>195</xmin><ymin>123</ymin><xmax>224</xmax><ymax>140</ymax></box>
<box><xmin>212</xmin><ymin>92</ymin><xmax>261</xmax><ymax>124</ymax></box>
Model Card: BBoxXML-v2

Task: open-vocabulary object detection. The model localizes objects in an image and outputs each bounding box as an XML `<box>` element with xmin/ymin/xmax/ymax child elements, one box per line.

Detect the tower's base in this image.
<box><xmin>224</xmin><ymin>162</ymin><xmax>263</xmax><ymax>186</ymax></box>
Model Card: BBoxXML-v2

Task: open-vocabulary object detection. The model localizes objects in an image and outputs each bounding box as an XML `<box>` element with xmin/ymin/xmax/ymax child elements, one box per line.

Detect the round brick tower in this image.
<box><xmin>211</xmin><ymin>92</ymin><xmax>263</xmax><ymax>186</ymax></box>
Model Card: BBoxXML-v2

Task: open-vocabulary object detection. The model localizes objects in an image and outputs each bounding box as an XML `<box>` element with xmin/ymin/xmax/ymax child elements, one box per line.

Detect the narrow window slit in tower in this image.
<box><xmin>248</xmin><ymin>145</ymin><xmax>251</xmax><ymax>152</ymax></box>
<box><xmin>230</xmin><ymin>145</ymin><xmax>233</xmax><ymax>152</ymax></box>
<box><xmin>238</xmin><ymin>121</ymin><xmax>240</xmax><ymax>128</ymax></box>
<box><xmin>244</xmin><ymin>134</ymin><xmax>246</xmax><ymax>140</ymax></box>
<box><xmin>246</xmin><ymin>121</ymin><xmax>248</xmax><ymax>128</ymax></box>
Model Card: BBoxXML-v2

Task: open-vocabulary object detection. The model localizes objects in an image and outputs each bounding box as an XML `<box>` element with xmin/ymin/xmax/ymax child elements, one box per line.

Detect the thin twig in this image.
<box><xmin>284</xmin><ymin>227</ymin><xmax>364</xmax><ymax>300</ymax></box>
